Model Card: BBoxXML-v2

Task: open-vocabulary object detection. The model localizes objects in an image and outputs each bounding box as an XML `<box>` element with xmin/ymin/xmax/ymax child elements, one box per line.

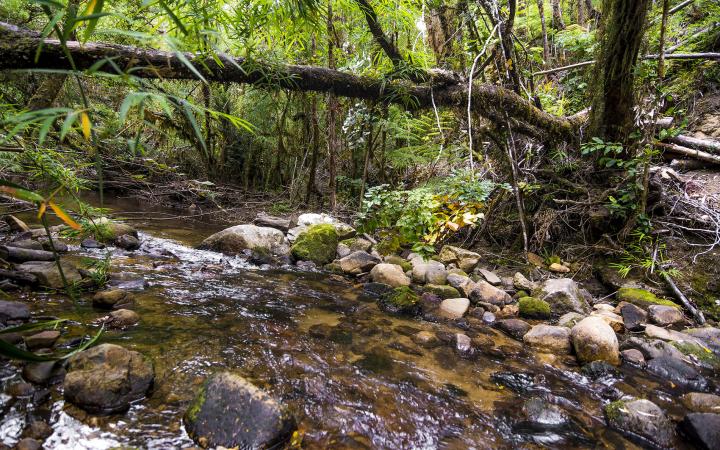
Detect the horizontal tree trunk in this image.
<box><xmin>669</xmin><ymin>134</ymin><xmax>720</xmax><ymax>154</ymax></box>
<box><xmin>656</xmin><ymin>142</ymin><xmax>720</xmax><ymax>164</ymax></box>
<box><xmin>0</xmin><ymin>22</ymin><xmax>578</xmax><ymax>142</ymax></box>
<box><xmin>0</xmin><ymin>246</ymin><xmax>55</xmax><ymax>262</ymax></box>
<box><xmin>533</xmin><ymin>53</ymin><xmax>720</xmax><ymax>77</ymax></box>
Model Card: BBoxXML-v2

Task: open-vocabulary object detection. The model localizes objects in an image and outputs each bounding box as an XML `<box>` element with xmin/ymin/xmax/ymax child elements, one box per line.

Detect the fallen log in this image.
<box><xmin>670</xmin><ymin>158</ymin><xmax>720</xmax><ymax>171</ymax></box>
<box><xmin>655</xmin><ymin>142</ymin><xmax>720</xmax><ymax>165</ymax></box>
<box><xmin>0</xmin><ymin>22</ymin><xmax>578</xmax><ymax>143</ymax></box>
<box><xmin>668</xmin><ymin>134</ymin><xmax>720</xmax><ymax>154</ymax></box>
<box><xmin>533</xmin><ymin>52</ymin><xmax>720</xmax><ymax>77</ymax></box>
<box><xmin>0</xmin><ymin>246</ymin><xmax>56</xmax><ymax>262</ymax></box>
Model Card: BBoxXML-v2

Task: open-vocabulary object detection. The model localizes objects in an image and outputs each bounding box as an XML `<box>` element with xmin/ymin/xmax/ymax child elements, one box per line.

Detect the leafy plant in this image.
<box><xmin>0</xmin><ymin>320</ymin><xmax>103</xmax><ymax>362</ymax></box>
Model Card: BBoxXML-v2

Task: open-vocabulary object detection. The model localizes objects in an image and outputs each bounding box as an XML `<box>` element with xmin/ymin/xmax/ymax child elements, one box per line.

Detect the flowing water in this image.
<box><xmin>0</xmin><ymin>198</ymin><xmax>707</xmax><ymax>449</ymax></box>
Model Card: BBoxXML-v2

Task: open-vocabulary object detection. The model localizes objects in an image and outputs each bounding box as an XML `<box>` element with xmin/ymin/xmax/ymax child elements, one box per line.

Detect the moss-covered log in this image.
<box><xmin>0</xmin><ymin>22</ymin><xmax>580</xmax><ymax>143</ymax></box>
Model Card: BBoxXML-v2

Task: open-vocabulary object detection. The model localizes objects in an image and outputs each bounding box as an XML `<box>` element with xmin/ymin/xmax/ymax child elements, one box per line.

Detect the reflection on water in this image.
<box><xmin>0</xmin><ymin>199</ymin><xmax>705</xmax><ymax>449</ymax></box>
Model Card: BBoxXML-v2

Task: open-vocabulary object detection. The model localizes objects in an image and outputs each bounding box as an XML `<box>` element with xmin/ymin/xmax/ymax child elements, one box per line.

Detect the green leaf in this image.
<box><xmin>0</xmin><ymin>179</ymin><xmax>44</xmax><ymax>203</ymax></box>
<box><xmin>174</xmin><ymin>50</ymin><xmax>207</xmax><ymax>84</ymax></box>
<box><xmin>60</xmin><ymin>111</ymin><xmax>80</xmax><ymax>141</ymax></box>
<box><xmin>0</xmin><ymin>319</ymin><xmax>67</xmax><ymax>335</ymax></box>
<box><xmin>180</xmin><ymin>102</ymin><xmax>207</xmax><ymax>152</ymax></box>
<box><xmin>159</xmin><ymin>0</ymin><xmax>188</xmax><ymax>34</ymax></box>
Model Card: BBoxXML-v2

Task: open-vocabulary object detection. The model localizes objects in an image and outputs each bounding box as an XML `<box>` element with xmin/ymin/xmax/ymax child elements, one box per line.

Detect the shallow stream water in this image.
<box><xmin>0</xmin><ymin>197</ymin><xmax>710</xmax><ymax>449</ymax></box>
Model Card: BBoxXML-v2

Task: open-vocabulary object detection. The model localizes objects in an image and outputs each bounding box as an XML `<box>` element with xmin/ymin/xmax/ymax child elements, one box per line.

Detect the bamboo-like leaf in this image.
<box><xmin>60</xmin><ymin>111</ymin><xmax>80</xmax><ymax>141</ymax></box>
<box><xmin>180</xmin><ymin>102</ymin><xmax>207</xmax><ymax>151</ymax></box>
<box><xmin>80</xmin><ymin>111</ymin><xmax>92</xmax><ymax>140</ymax></box>
<box><xmin>0</xmin><ymin>179</ymin><xmax>44</xmax><ymax>203</ymax></box>
<box><xmin>174</xmin><ymin>50</ymin><xmax>207</xmax><ymax>83</ymax></box>
<box><xmin>48</xmin><ymin>201</ymin><xmax>82</xmax><ymax>230</ymax></box>
<box><xmin>37</xmin><ymin>202</ymin><xmax>47</xmax><ymax>220</ymax></box>
<box><xmin>159</xmin><ymin>0</ymin><xmax>188</xmax><ymax>35</ymax></box>
<box><xmin>0</xmin><ymin>319</ymin><xmax>67</xmax><ymax>335</ymax></box>
<box><xmin>0</xmin><ymin>339</ymin><xmax>59</xmax><ymax>362</ymax></box>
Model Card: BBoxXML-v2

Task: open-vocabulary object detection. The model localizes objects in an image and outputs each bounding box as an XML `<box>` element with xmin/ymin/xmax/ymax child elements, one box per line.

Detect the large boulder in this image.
<box><xmin>64</xmin><ymin>344</ymin><xmax>154</xmax><ymax>414</ymax></box>
<box><xmin>605</xmin><ymin>399</ymin><xmax>674</xmax><ymax>448</ymax></box>
<box><xmin>17</xmin><ymin>261</ymin><xmax>82</xmax><ymax>289</ymax></box>
<box><xmin>370</xmin><ymin>263</ymin><xmax>411</xmax><ymax>288</ymax></box>
<box><xmin>198</xmin><ymin>224</ymin><xmax>289</xmax><ymax>256</ymax></box>
<box><xmin>337</xmin><ymin>251</ymin><xmax>381</xmax><ymax>275</ymax></box>
<box><xmin>523</xmin><ymin>324</ymin><xmax>572</xmax><ymax>353</ymax></box>
<box><xmin>290</xmin><ymin>224</ymin><xmax>339</xmax><ymax>265</ymax></box>
<box><xmin>411</xmin><ymin>259</ymin><xmax>445</xmax><ymax>284</ymax></box>
<box><xmin>536</xmin><ymin>278</ymin><xmax>590</xmax><ymax>315</ymax></box>
<box><xmin>253</xmin><ymin>213</ymin><xmax>292</xmax><ymax>232</ymax></box>
<box><xmin>184</xmin><ymin>372</ymin><xmax>296</xmax><ymax>449</ymax></box>
<box><xmin>437</xmin><ymin>245</ymin><xmax>480</xmax><ymax>272</ymax></box>
<box><xmin>570</xmin><ymin>316</ymin><xmax>620</xmax><ymax>365</ymax></box>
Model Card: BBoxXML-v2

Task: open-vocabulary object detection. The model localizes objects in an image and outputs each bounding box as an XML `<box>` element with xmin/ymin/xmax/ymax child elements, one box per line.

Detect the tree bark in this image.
<box><xmin>327</xmin><ymin>4</ymin><xmax>339</xmax><ymax>210</ymax></box>
<box><xmin>551</xmin><ymin>0</ymin><xmax>566</xmax><ymax>30</ymax></box>
<box><xmin>658</xmin><ymin>0</ymin><xmax>670</xmax><ymax>79</ymax></box>
<box><xmin>589</xmin><ymin>0</ymin><xmax>651</xmax><ymax>144</ymax></box>
<box><xmin>537</xmin><ymin>0</ymin><xmax>550</xmax><ymax>64</ymax></box>
<box><xmin>0</xmin><ymin>21</ymin><xmax>578</xmax><ymax>143</ymax></box>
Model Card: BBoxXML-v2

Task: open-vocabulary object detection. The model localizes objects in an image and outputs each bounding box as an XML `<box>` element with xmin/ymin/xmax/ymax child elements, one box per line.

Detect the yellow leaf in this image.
<box><xmin>446</xmin><ymin>221</ymin><xmax>460</xmax><ymax>232</ymax></box>
<box><xmin>37</xmin><ymin>202</ymin><xmax>47</xmax><ymax>220</ymax></box>
<box><xmin>507</xmin><ymin>58</ymin><xmax>513</xmax><ymax>70</ymax></box>
<box><xmin>80</xmin><ymin>112</ymin><xmax>91</xmax><ymax>140</ymax></box>
<box><xmin>85</xmin><ymin>0</ymin><xmax>98</xmax><ymax>14</ymax></box>
<box><xmin>48</xmin><ymin>201</ymin><xmax>82</xmax><ymax>230</ymax></box>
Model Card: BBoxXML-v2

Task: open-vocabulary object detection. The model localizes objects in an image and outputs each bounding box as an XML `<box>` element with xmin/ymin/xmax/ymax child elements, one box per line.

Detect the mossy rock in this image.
<box><xmin>378</xmin><ymin>286</ymin><xmax>421</xmax><ymax>316</ymax></box>
<box><xmin>385</xmin><ymin>255</ymin><xmax>412</xmax><ymax>272</ymax></box>
<box><xmin>518</xmin><ymin>297</ymin><xmax>552</xmax><ymax>319</ymax></box>
<box><xmin>616</xmin><ymin>287</ymin><xmax>679</xmax><ymax>309</ymax></box>
<box><xmin>672</xmin><ymin>342</ymin><xmax>720</xmax><ymax>370</ymax></box>
<box><xmin>290</xmin><ymin>224</ymin><xmax>338</xmax><ymax>265</ymax></box>
<box><xmin>447</xmin><ymin>268</ymin><xmax>468</xmax><ymax>277</ymax></box>
<box><xmin>604</xmin><ymin>400</ymin><xmax>626</xmax><ymax>422</ymax></box>
<box><xmin>323</xmin><ymin>262</ymin><xmax>343</xmax><ymax>274</ymax></box>
<box><xmin>423</xmin><ymin>284</ymin><xmax>461</xmax><ymax>299</ymax></box>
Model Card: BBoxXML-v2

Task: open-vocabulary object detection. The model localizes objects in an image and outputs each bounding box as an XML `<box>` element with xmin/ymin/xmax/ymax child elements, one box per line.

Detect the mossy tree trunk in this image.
<box><xmin>589</xmin><ymin>0</ymin><xmax>651</xmax><ymax>146</ymax></box>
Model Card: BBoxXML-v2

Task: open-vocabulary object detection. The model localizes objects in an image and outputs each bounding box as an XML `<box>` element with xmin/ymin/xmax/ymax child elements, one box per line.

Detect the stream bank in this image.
<box><xmin>0</xmin><ymin>197</ymin><xmax>718</xmax><ymax>449</ymax></box>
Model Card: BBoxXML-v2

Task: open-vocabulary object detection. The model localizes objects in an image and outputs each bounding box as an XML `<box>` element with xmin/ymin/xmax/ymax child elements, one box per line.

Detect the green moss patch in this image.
<box><xmin>616</xmin><ymin>287</ymin><xmax>679</xmax><ymax>309</ymax></box>
<box><xmin>378</xmin><ymin>286</ymin><xmax>421</xmax><ymax>316</ymax></box>
<box><xmin>291</xmin><ymin>224</ymin><xmax>338</xmax><ymax>265</ymax></box>
<box><xmin>518</xmin><ymin>296</ymin><xmax>552</xmax><ymax>319</ymax></box>
<box><xmin>423</xmin><ymin>284</ymin><xmax>461</xmax><ymax>299</ymax></box>
<box><xmin>605</xmin><ymin>400</ymin><xmax>626</xmax><ymax>423</ymax></box>
<box><xmin>385</xmin><ymin>255</ymin><xmax>412</xmax><ymax>272</ymax></box>
<box><xmin>671</xmin><ymin>342</ymin><xmax>720</xmax><ymax>369</ymax></box>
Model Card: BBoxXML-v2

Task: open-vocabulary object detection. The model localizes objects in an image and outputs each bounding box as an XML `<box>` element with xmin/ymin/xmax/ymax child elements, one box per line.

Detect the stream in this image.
<box><xmin>0</xmin><ymin>197</ymin><xmax>712</xmax><ymax>449</ymax></box>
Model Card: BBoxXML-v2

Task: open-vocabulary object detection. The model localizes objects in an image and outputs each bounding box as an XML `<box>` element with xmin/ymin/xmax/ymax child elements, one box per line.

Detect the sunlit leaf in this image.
<box><xmin>37</xmin><ymin>202</ymin><xmax>47</xmax><ymax>220</ymax></box>
<box><xmin>80</xmin><ymin>111</ymin><xmax>92</xmax><ymax>140</ymax></box>
<box><xmin>48</xmin><ymin>201</ymin><xmax>82</xmax><ymax>230</ymax></box>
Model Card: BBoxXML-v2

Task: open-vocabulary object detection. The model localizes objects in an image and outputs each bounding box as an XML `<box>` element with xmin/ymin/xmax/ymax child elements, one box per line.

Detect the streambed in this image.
<box><xmin>0</xmin><ymin>198</ymin><xmax>714</xmax><ymax>449</ymax></box>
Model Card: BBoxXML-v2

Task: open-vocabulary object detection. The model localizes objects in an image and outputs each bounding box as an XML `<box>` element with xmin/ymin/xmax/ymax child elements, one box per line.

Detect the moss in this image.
<box><xmin>339</xmin><ymin>238</ymin><xmax>357</xmax><ymax>247</ymax></box>
<box><xmin>518</xmin><ymin>296</ymin><xmax>551</xmax><ymax>319</ymax></box>
<box><xmin>447</xmin><ymin>268</ymin><xmax>468</xmax><ymax>277</ymax></box>
<box><xmin>423</xmin><ymin>284</ymin><xmax>461</xmax><ymax>299</ymax></box>
<box><xmin>291</xmin><ymin>224</ymin><xmax>338</xmax><ymax>265</ymax></box>
<box><xmin>378</xmin><ymin>286</ymin><xmax>421</xmax><ymax>316</ymax></box>
<box><xmin>616</xmin><ymin>287</ymin><xmax>679</xmax><ymax>308</ymax></box>
<box><xmin>324</xmin><ymin>262</ymin><xmax>343</xmax><ymax>274</ymax></box>
<box><xmin>374</xmin><ymin>232</ymin><xmax>401</xmax><ymax>256</ymax></box>
<box><xmin>385</xmin><ymin>255</ymin><xmax>412</xmax><ymax>272</ymax></box>
<box><xmin>605</xmin><ymin>400</ymin><xmax>626</xmax><ymax>423</ymax></box>
<box><xmin>671</xmin><ymin>342</ymin><xmax>720</xmax><ymax>369</ymax></box>
<box><xmin>184</xmin><ymin>382</ymin><xmax>207</xmax><ymax>424</ymax></box>
<box><xmin>514</xmin><ymin>290</ymin><xmax>529</xmax><ymax>299</ymax></box>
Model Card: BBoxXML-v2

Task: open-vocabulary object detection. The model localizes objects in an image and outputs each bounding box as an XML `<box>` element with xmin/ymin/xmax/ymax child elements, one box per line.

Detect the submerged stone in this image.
<box><xmin>606</xmin><ymin>399</ymin><xmax>674</xmax><ymax>448</ymax></box>
<box><xmin>184</xmin><ymin>371</ymin><xmax>296</xmax><ymax>449</ymax></box>
<box><xmin>377</xmin><ymin>286</ymin><xmax>420</xmax><ymax>316</ymax></box>
<box><xmin>646</xmin><ymin>356</ymin><xmax>709</xmax><ymax>391</ymax></box>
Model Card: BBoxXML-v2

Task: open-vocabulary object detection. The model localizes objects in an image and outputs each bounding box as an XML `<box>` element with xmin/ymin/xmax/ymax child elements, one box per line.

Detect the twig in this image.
<box><xmin>660</xmin><ymin>271</ymin><xmax>705</xmax><ymax>325</ymax></box>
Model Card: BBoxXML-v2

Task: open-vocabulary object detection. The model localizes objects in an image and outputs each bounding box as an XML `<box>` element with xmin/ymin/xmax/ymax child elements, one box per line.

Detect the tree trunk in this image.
<box><xmin>305</xmin><ymin>94</ymin><xmax>320</xmax><ymax>204</ymax></box>
<box><xmin>577</xmin><ymin>0</ymin><xmax>585</xmax><ymax>24</ymax></box>
<box><xmin>327</xmin><ymin>3</ymin><xmax>339</xmax><ymax>210</ymax></box>
<box><xmin>589</xmin><ymin>0</ymin><xmax>651</xmax><ymax>144</ymax></box>
<box><xmin>537</xmin><ymin>0</ymin><xmax>550</xmax><ymax>64</ymax></box>
<box><xmin>551</xmin><ymin>0</ymin><xmax>566</xmax><ymax>30</ymax></box>
<box><xmin>0</xmin><ymin>21</ymin><xmax>579</xmax><ymax>143</ymax></box>
<box><xmin>658</xmin><ymin>0</ymin><xmax>670</xmax><ymax>79</ymax></box>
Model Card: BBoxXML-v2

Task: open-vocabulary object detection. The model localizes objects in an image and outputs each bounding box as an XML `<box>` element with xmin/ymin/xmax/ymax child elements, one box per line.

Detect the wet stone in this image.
<box><xmin>115</xmin><ymin>234</ymin><xmax>141</xmax><ymax>250</ymax></box>
<box><xmin>620</xmin><ymin>303</ymin><xmax>647</xmax><ymax>332</ymax></box>
<box><xmin>412</xmin><ymin>331</ymin><xmax>440</xmax><ymax>348</ymax></box>
<box><xmin>495</xmin><ymin>319</ymin><xmax>531</xmax><ymax>340</ymax></box>
<box><xmin>22</xmin><ymin>420</ymin><xmax>52</xmax><ymax>440</ymax></box>
<box><xmin>454</xmin><ymin>333</ymin><xmax>475</xmax><ymax>359</ymax></box>
<box><xmin>388</xmin><ymin>341</ymin><xmax>422</xmax><ymax>356</ymax></box>
<box><xmin>5</xmin><ymin>381</ymin><xmax>34</xmax><ymax>397</ymax></box>
<box><xmin>15</xmin><ymin>438</ymin><xmax>40</xmax><ymax>450</ymax></box>
<box><xmin>680</xmin><ymin>413</ymin><xmax>720</xmax><ymax>450</ymax></box>
<box><xmin>646</xmin><ymin>356</ymin><xmax>709</xmax><ymax>391</ymax></box>
<box><xmin>518</xmin><ymin>397</ymin><xmax>570</xmax><ymax>431</ymax></box>
<box><xmin>0</xmin><ymin>300</ymin><xmax>30</xmax><ymax>324</ymax></box>
<box><xmin>605</xmin><ymin>399</ymin><xmax>674</xmax><ymax>448</ymax></box>
<box><xmin>523</xmin><ymin>324</ymin><xmax>572</xmax><ymax>354</ymax></box>
<box><xmin>24</xmin><ymin>330</ymin><xmax>60</xmax><ymax>350</ymax></box>
<box><xmin>648</xmin><ymin>304</ymin><xmax>684</xmax><ymax>326</ymax></box>
<box><xmin>23</xmin><ymin>361</ymin><xmax>65</xmax><ymax>385</ymax></box>
<box><xmin>106</xmin><ymin>309</ymin><xmax>140</xmax><ymax>328</ymax></box>
<box><xmin>92</xmin><ymin>289</ymin><xmax>134</xmax><ymax>310</ymax></box>
<box><xmin>491</xmin><ymin>371</ymin><xmax>537</xmax><ymax>394</ymax></box>
<box><xmin>581</xmin><ymin>361</ymin><xmax>619</xmax><ymax>380</ymax></box>
<box><xmin>620</xmin><ymin>349</ymin><xmax>645</xmax><ymax>367</ymax></box>
<box><xmin>81</xmin><ymin>238</ymin><xmax>106</xmax><ymax>249</ymax></box>
<box><xmin>362</xmin><ymin>282</ymin><xmax>393</xmax><ymax>298</ymax></box>
<box><xmin>681</xmin><ymin>393</ymin><xmax>720</xmax><ymax>413</ymax></box>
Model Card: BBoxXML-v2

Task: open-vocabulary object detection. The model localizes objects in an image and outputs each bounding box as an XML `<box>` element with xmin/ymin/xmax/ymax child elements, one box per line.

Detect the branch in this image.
<box><xmin>353</xmin><ymin>0</ymin><xmax>403</xmax><ymax>66</ymax></box>
<box><xmin>668</xmin><ymin>134</ymin><xmax>720</xmax><ymax>154</ymax></box>
<box><xmin>532</xmin><ymin>52</ymin><xmax>720</xmax><ymax>77</ymax></box>
<box><xmin>656</xmin><ymin>142</ymin><xmax>720</xmax><ymax>164</ymax></box>
<box><xmin>0</xmin><ymin>21</ymin><xmax>577</xmax><ymax>142</ymax></box>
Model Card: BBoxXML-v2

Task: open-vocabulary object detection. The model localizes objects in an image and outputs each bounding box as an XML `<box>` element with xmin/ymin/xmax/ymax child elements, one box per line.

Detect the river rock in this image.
<box><xmin>536</xmin><ymin>278</ymin><xmax>590</xmax><ymax>315</ymax></box>
<box><xmin>438</xmin><ymin>298</ymin><xmax>470</xmax><ymax>319</ymax></box>
<box><xmin>425</xmin><ymin>265</ymin><xmax>448</xmax><ymax>285</ymax></box>
<box><xmin>0</xmin><ymin>300</ymin><xmax>30</xmax><ymax>324</ymax></box>
<box><xmin>198</xmin><ymin>224</ymin><xmax>289</xmax><ymax>256</ymax></box>
<box><xmin>645</xmin><ymin>324</ymin><xmax>703</xmax><ymax>344</ymax></box>
<box><xmin>447</xmin><ymin>273</ymin><xmax>471</xmax><ymax>290</ymax></box>
<box><xmin>10</xmin><ymin>239</ymin><xmax>44</xmax><ymax>251</ymax></box>
<box><xmin>378</xmin><ymin>286</ymin><xmax>420</xmax><ymax>316</ymax></box>
<box><xmin>476</xmin><ymin>268</ymin><xmax>501</xmax><ymax>286</ymax></box>
<box><xmin>64</xmin><ymin>343</ymin><xmax>154</xmax><ymax>414</ymax></box>
<box><xmin>454</xmin><ymin>333</ymin><xmax>475</xmax><ymax>358</ymax></box>
<box><xmin>518</xmin><ymin>297</ymin><xmax>551</xmax><ymax>319</ymax></box>
<box><xmin>621</xmin><ymin>349</ymin><xmax>645</xmax><ymax>366</ymax></box>
<box><xmin>571</xmin><ymin>317</ymin><xmax>620</xmax><ymax>365</ymax></box>
<box><xmin>590</xmin><ymin>310</ymin><xmax>624</xmax><ymax>333</ymax></box>
<box><xmin>81</xmin><ymin>238</ymin><xmax>105</xmax><ymax>249</ymax></box>
<box><xmin>558</xmin><ymin>312</ymin><xmax>585</xmax><ymax>328</ymax></box>
<box><xmin>290</xmin><ymin>224</ymin><xmax>339</xmax><ymax>265</ymax></box>
<box><xmin>412</xmin><ymin>331</ymin><xmax>439</xmax><ymax>348</ymax></box>
<box><xmin>513</xmin><ymin>272</ymin><xmax>537</xmax><ymax>291</ymax></box>
<box><xmin>648</xmin><ymin>304</ymin><xmax>684</xmax><ymax>326</ymax></box>
<box><xmin>469</xmin><ymin>281</ymin><xmax>511</xmax><ymax>306</ymax></box>
<box><xmin>520</xmin><ymin>397</ymin><xmax>570</xmax><ymax>431</ymax></box>
<box><xmin>106</xmin><ymin>309</ymin><xmax>140</xmax><ymax>328</ymax></box>
<box><xmin>24</xmin><ymin>330</ymin><xmax>60</xmax><ymax>350</ymax></box>
<box><xmin>620</xmin><ymin>303</ymin><xmax>647</xmax><ymax>332</ymax></box>
<box><xmin>4</xmin><ymin>215</ymin><xmax>30</xmax><ymax>232</ymax></box>
<box><xmin>681</xmin><ymin>393</ymin><xmax>720</xmax><ymax>413</ymax></box>
<box><xmin>338</xmin><ymin>251</ymin><xmax>381</xmax><ymax>275</ymax></box>
<box><xmin>183</xmin><ymin>371</ymin><xmax>296</xmax><ymax>449</ymax></box>
<box><xmin>370</xmin><ymin>263</ymin><xmax>410</xmax><ymax>287</ymax></box>
<box><xmin>495</xmin><ymin>319</ymin><xmax>531</xmax><ymax>340</ymax></box>
<box><xmin>411</xmin><ymin>259</ymin><xmax>444</xmax><ymax>284</ymax></box>
<box><xmin>15</xmin><ymin>438</ymin><xmax>41</xmax><ymax>450</ymax></box>
<box><xmin>92</xmin><ymin>289</ymin><xmax>134</xmax><ymax>309</ymax></box>
<box><xmin>23</xmin><ymin>361</ymin><xmax>65</xmax><ymax>384</ymax></box>
<box><xmin>685</xmin><ymin>327</ymin><xmax>720</xmax><ymax>354</ymax></box>
<box><xmin>523</xmin><ymin>325</ymin><xmax>572</xmax><ymax>354</ymax></box>
<box><xmin>605</xmin><ymin>399</ymin><xmax>674</xmax><ymax>448</ymax></box>
<box><xmin>680</xmin><ymin>413</ymin><xmax>720</xmax><ymax>450</ymax></box>
<box><xmin>253</xmin><ymin>213</ymin><xmax>292</xmax><ymax>232</ymax></box>
<box><xmin>622</xmin><ymin>337</ymin><xmax>685</xmax><ymax>360</ymax></box>
<box><xmin>496</xmin><ymin>304</ymin><xmax>518</xmax><ymax>319</ymax></box>
<box><xmin>17</xmin><ymin>260</ymin><xmax>82</xmax><ymax>289</ymax></box>
<box><xmin>115</xmin><ymin>234</ymin><xmax>141</xmax><ymax>251</ymax></box>
<box><xmin>422</xmin><ymin>284</ymin><xmax>461</xmax><ymax>299</ymax></box>
<box><xmin>646</xmin><ymin>356</ymin><xmax>709</xmax><ymax>391</ymax></box>
<box><xmin>437</xmin><ymin>245</ymin><xmax>480</xmax><ymax>272</ymax></box>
